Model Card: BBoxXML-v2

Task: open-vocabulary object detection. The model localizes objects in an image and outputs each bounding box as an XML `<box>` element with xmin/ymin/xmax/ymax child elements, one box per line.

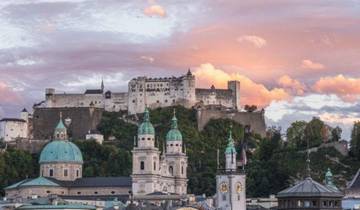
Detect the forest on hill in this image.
<box><xmin>2</xmin><ymin>106</ymin><xmax>360</xmax><ymax>197</ymax></box>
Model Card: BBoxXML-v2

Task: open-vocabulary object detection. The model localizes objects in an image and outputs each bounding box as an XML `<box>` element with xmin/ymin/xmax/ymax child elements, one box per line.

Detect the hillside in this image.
<box><xmin>1</xmin><ymin>106</ymin><xmax>360</xmax><ymax>197</ymax></box>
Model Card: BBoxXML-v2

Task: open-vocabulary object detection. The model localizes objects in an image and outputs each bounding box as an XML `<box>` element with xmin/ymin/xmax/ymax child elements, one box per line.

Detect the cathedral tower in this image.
<box><xmin>165</xmin><ymin>110</ymin><xmax>188</xmax><ymax>195</ymax></box>
<box><xmin>216</xmin><ymin>128</ymin><xmax>246</xmax><ymax>210</ymax></box>
<box><xmin>131</xmin><ymin>108</ymin><xmax>161</xmax><ymax>195</ymax></box>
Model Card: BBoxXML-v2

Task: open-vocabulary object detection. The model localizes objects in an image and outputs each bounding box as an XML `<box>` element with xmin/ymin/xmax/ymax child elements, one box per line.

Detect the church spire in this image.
<box><xmin>171</xmin><ymin>109</ymin><xmax>178</xmax><ymax>129</ymax></box>
<box><xmin>101</xmin><ymin>78</ymin><xmax>104</xmax><ymax>91</ymax></box>
<box><xmin>54</xmin><ymin>112</ymin><xmax>68</xmax><ymax>140</ymax></box>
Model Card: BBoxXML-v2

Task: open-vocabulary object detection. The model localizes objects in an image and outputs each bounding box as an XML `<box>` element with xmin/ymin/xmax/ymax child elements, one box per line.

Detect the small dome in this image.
<box><xmin>166</xmin><ymin>111</ymin><xmax>182</xmax><ymax>142</ymax></box>
<box><xmin>138</xmin><ymin>108</ymin><xmax>155</xmax><ymax>135</ymax></box>
<box><xmin>39</xmin><ymin>141</ymin><xmax>83</xmax><ymax>164</ymax></box>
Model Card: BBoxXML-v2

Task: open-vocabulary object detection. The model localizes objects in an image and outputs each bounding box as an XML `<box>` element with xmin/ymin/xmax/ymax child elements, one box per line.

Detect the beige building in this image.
<box><xmin>4</xmin><ymin>116</ymin><xmax>131</xmax><ymax>201</ymax></box>
<box><xmin>131</xmin><ymin>108</ymin><xmax>188</xmax><ymax>196</ymax></box>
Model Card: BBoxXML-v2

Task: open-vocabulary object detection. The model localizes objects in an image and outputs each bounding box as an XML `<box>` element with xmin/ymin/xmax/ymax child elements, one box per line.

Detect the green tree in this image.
<box><xmin>350</xmin><ymin>122</ymin><xmax>360</xmax><ymax>160</ymax></box>
<box><xmin>286</xmin><ymin>121</ymin><xmax>307</xmax><ymax>148</ymax></box>
<box><xmin>331</xmin><ymin>126</ymin><xmax>342</xmax><ymax>142</ymax></box>
<box><xmin>304</xmin><ymin>117</ymin><xmax>325</xmax><ymax>148</ymax></box>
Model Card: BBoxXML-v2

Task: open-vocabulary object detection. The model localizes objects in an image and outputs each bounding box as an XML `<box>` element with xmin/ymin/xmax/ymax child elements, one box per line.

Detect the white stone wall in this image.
<box><xmin>68</xmin><ymin>186</ymin><xmax>129</xmax><ymax>196</ymax></box>
<box><xmin>0</xmin><ymin>120</ymin><xmax>28</xmax><ymax>142</ymax></box>
<box><xmin>40</xmin><ymin>163</ymin><xmax>82</xmax><ymax>181</ymax></box>
<box><xmin>127</xmin><ymin>73</ymin><xmax>196</xmax><ymax>114</ymax></box>
<box><xmin>41</xmin><ymin>71</ymin><xmax>240</xmax><ymax>114</ymax></box>
<box><xmin>6</xmin><ymin>186</ymin><xmax>68</xmax><ymax>199</ymax></box>
<box><xmin>216</xmin><ymin>174</ymin><xmax>246</xmax><ymax>210</ymax></box>
<box><xmin>85</xmin><ymin>133</ymin><xmax>104</xmax><ymax>144</ymax></box>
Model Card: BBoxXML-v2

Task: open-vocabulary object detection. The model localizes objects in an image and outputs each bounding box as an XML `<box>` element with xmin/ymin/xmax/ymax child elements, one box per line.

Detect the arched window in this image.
<box><xmin>169</xmin><ymin>166</ymin><xmax>174</xmax><ymax>176</ymax></box>
<box><xmin>153</xmin><ymin>162</ymin><xmax>156</xmax><ymax>171</ymax></box>
<box><xmin>181</xmin><ymin>166</ymin><xmax>184</xmax><ymax>175</ymax></box>
<box><xmin>49</xmin><ymin>169</ymin><xmax>54</xmax><ymax>177</ymax></box>
<box><xmin>76</xmin><ymin>170</ymin><xmax>79</xmax><ymax>177</ymax></box>
<box><xmin>140</xmin><ymin>161</ymin><xmax>145</xmax><ymax>170</ymax></box>
<box><xmin>64</xmin><ymin>169</ymin><xmax>68</xmax><ymax>177</ymax></box>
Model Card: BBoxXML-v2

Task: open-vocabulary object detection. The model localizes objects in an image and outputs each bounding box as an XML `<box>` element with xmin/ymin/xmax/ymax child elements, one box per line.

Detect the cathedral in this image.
<box><xmin>131</xmin><ymin>108</ymin><xmax>188</xmax><ymax>195</ymax></box>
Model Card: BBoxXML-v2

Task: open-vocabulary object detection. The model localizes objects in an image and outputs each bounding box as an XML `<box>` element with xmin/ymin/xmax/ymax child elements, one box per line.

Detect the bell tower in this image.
<box><xmin>131</xmin><ymin>108</ymin><xmax>161</xmax><ymax>195</ymax></box>
<box><xmin>216</xmin><ymin>127</ymin><xmax>246</xmax><ymax>210</ymax></box>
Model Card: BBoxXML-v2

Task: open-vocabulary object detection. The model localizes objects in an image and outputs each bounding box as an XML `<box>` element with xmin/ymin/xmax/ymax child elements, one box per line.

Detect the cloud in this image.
<box><xmin>277</xmin><ymin>75</ymin><xmax>306</xmax><ymax>95</ymax></box>
<box><xmin>140</xmin><ymin>56</ymin><xmax>155</xmax><ymax>63</ymax></box>
<box><xmin>266</xmin><ymin>94</ymin><xmax>360</xmax><ymax>140</ymax></box>
<box><xmin>301</xmin><ymin>59</ymin><xmax>325</xmax><ymax>70</ymax></box>
<box><xmin>0</xmin><ymin>82</ymin><xmax>20</xmax><ymax>104</ymax></box>
<box><xmin>313</xmin><ymin>74</ymin><xmax>360</xmax><ymax>102</ymax></box>
<box><xmin>236</xmin><ymin>35</ymin><xmax>267</xmax><ymax>48</ymax></box>
<box><xmin>193</xmin><ymin>63</ymin><xmax>290</xmax><ymax>107</ymax></box>
<box><xmin>144</xmin><ymin>5</ymin><xmax>166</xmax><ymax>18</ymax></box>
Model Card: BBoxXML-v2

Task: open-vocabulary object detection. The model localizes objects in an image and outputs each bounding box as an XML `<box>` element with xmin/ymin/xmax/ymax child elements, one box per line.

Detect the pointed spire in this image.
<box><xmin>101</xmin><ymin>78</ymin><xmax>104</xmax><ymax>91</ymax></box>
<box><xmin>171</xmin><ymin>109</ymin><xmax>178</xmax><ymax>129</ymax></box>
<box><xmin>144</xmin><ymin>107</ymin><xmax>150</xmax><ymax>122</ymax></box>
<box><xmin>54</xmin><ymin>112</ymin><xmax>67</xmax><ymax>140</ymax></box>
<box><xmin>225</xmin><ymin>124</ymin><xmax>236</xmax><ymax>154</ymax></box>
<box><xmin>306</xmin><ymin>137</ymin><xmax>311</xmax><ymax>178</ymax></box>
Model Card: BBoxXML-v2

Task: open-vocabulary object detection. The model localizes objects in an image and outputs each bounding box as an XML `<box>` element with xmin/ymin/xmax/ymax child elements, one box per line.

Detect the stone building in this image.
<box><xmin>0</xmin><ymin>109</ymin><xmax>30</xmax><ymax>142</ymax></box>
<box><xmin>131</xmin><ymin>108</ymin><xmax>188</xmax><ymax>196</ymax></box>
<box><xmin>5</xmin><ymin>116</ymin><xmax>131</xmax><ymax>201</ymax></box>
<box><xmin>215</xmin><ymin>129</ymin><xmax>246</xmax><ymax>210</ymax></box>
<box><xmin>37</xmin><ymin>70</ymin><xmax>241</xmax><ymax>115</ymax></box>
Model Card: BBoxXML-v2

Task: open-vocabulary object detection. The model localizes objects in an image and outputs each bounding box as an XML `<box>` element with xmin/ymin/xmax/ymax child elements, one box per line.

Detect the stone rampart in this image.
<box><xmin>197</xmin><ymin>108</ymin><xmax>266</xmax><ymax>137</ymax></box>
<box><xmin>33</xmin><ymin>107</ymin><xmax>103</xmax><ymax>140</ymax></box>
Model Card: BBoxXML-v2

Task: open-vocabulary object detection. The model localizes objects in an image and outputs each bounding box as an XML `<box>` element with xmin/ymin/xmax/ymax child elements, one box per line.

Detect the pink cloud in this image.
<box><xmin>144</xmin><ymin>5</ymin><xmax>166</xmax><ymax>18</ymax></box>
<box><xmin>301</xmin><ymin>59</ymin><xmax>325</xmax><ymax>70</ymax></box>
<box><xmin>193</xmin><ymin>63</ymin><xmax>290</xmax><ymax>107</ymax></box>
<box><xmin>0</xmin><ymin>82</ymin><xmax>20</xmax><ymax>104</ymax></box>
<box><xmin>313</xmin><ymin>74</ymin><xmax>360</xmax><ymax>101</ymax></box>
<box><xmin>277</xmin><ymin>75</ymin><xmax>306</xmax><ymax>95</ymax></box>
<box><xmin>237</xmin><ymin>35</ymin><xmax>267</xmax><ymax>48</ymax></box>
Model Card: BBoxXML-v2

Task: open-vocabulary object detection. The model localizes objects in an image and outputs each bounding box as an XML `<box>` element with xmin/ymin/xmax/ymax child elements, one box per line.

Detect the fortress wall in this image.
<box><xmin>105</xmin><ymin>92</ymin><xmax>128</xmax><ymax>112</ymax></box>
<box><xmin>33</xmin><ymin>107</ymin><xmax>103</xmax><ymax>140</ymax></box>
<box><xmin>47</xmin><ymin>94</ymin><xmax>104</xmax><ymax>108</ymax></box>
<box><xmin>197</xmin><ymin>109</ymin><xmax>266</xmax><ymax>137</ymax></box>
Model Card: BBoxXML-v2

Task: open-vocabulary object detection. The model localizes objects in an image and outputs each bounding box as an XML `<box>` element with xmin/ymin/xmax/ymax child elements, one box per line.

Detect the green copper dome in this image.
<box><xmin>225</xmin><ymin>130</ymin><xmax>236</xmax><ymax>154</ymax></box>
<box><xmin>138</xmin><ymin>108</ymin><xmax>155</xmax><ymax>135</ymax></box>
<box><xmin>39</xmin><ymin>141</ymin><xmax>83</xmax><ymax>164</ymax></box>
<box><xmin>166</xmin><ymin>112</ymin><xmax>182</xmax><ymax>141</ymax></box>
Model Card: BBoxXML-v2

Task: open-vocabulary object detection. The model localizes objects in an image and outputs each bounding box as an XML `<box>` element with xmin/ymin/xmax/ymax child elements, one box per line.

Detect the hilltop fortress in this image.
<box><xmin>31</xmin><ymin>70</ymin><xmax>266</xmax><ymax>140</ymax></box>
<box><xmin>38</xmin><ymin>70</ymin><xmax>241</xmax><ymax>114</ymax></box>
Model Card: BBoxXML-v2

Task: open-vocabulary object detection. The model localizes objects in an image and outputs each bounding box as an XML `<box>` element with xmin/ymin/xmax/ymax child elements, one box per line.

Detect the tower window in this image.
<box><xmin>140</xmin><ymin>161</ymin><xmax>145</xmax><ymax>170</ymax></box>
<box><xmin>169</xmin><ymin>166</ymin><xmax>174</xmax><ymax>176</ymax></box>
<box><xmin>222</xmin><ymin>194</ymin><xmax>226</xmax><ymax>201</ymax></box>
<box><xmin>154</xmin><ymin>162</ymin><xmax>156</xmax><ymax>171</ymax></box>
<box><xmin>64</xmin><ymin>169</ymin><xmax>68</xmax><ymax>177</ymax></box>
<box><xmin>181</xmin><ymin>166</ymin><xmax>184</xmax><ymax>175</ymax></box>
<box><xmin>49</xmin><ymin>169</ymin><xmax>54</xmax><ymax>177</ymax></box>
<box><xmin>76</xmin><ymin>170</ymin><xmax>79</xmax><ymax>177</ymax></box>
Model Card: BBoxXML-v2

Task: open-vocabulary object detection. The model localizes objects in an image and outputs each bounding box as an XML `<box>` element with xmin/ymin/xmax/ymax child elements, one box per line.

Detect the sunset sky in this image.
<box><xmin>1</xmin><ymin>0</ymin><xmax>360</xmax><ymax>139</ymax></box>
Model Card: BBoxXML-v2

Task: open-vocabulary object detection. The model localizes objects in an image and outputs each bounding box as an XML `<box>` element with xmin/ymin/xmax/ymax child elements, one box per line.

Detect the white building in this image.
<box><xmin>85</xmin><ymin>130</ymin><xmax>104</xmax><ymax>144</ymax></box>
<box><xmin>0</xmin><ymin>109</ymin><xmax>29</xmax><ymax>142</ymax></box>
<box><xmin>216</xmin><ymin>130</ymin><xmax>246</xmax><ymax>210</ymax></box>
<box><xmin>131</xmin><ymin>108</ymin><xmax>188</xmax><ymax>195</ymax></box>
<box><xmin>39</xmin><ymin>70</ymin><xmax>241</xmax><ymax>115</ymax></box>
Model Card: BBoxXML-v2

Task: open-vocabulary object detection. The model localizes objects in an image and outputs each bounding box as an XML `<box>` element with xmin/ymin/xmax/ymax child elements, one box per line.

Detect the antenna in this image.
<box><xmin>306</xmin><ymin>137</ymin><xmax>311</xmax><ymax>178</ymax></box>
<box><xmin>217</xmin><ymin>149</ymin><xmax>220</xmax><ymax>170</ymax></box>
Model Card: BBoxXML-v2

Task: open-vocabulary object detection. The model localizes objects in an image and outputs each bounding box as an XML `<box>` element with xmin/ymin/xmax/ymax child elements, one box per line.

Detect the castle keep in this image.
<box><xmin>38</xmin><ymin>70</ymin><xmax>241</xmax><ymax>115</ymax></box>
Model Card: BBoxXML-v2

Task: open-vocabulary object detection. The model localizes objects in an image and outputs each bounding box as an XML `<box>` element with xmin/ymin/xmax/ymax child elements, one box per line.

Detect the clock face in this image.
<box><xmin>236</xmin><ymin>182</ymin><xmax>243</xmax><ymax>193</ymax></box>
<box><xmin>220</xmin><ymin>182</ymin><xmax>228</xmax><ymax>193</ymax></box>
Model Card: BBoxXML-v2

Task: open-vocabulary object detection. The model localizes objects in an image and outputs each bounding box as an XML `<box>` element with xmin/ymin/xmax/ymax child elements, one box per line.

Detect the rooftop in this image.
<box><xmin>277</xmin><ymin>177</ymin><xmax>343</xmax><ymax>198</ymax></box>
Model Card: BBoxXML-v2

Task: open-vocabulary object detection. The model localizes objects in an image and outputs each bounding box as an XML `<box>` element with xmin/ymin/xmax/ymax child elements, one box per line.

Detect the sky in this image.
<box><xmin>0</xmin><ymin>0</ymin><xmax>360</xmax><ymax>140</ymax></box>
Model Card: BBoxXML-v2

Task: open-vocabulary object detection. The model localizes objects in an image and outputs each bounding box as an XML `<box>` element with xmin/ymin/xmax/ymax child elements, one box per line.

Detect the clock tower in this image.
<box><xmin>216</xmin><ymin>129</ymin><xmax>246</xmax><ymax>210</ymax></box>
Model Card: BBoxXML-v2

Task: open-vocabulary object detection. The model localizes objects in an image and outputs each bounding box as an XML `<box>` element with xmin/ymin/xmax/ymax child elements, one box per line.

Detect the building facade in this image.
<box><xmin>131</xmin><ymin>108</ymin><xmax>188</xmax><ymax>196</ymax></box>
<box><xmin>0</xmin><ymin>109</ymin><xmax>30</xmax><ymax>142</ymax></box>
<box><xmin>38</xmin><ymin>70</ymin><xmax>241</xmax><ymax>115</ymax></box>
<box><xmin>5</xmin><ymin>116</ymin><xmax>131</xmax><ymax>201</ymax></box>
<box><xmin>216</xmin><ymin>130</ymin><xmax>246</xmax><ymax>210</ymax></box>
